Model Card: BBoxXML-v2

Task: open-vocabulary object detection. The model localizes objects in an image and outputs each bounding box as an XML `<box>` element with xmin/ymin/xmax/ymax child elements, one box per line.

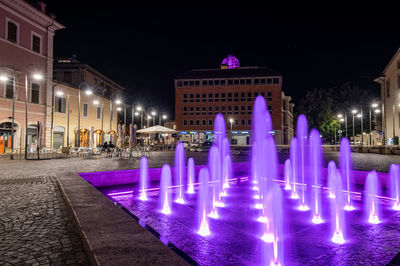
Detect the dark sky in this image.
<box><xmin>45</xmin><ymin>1</ymin><xmax>400</xmax><ymax>119</ymax></box>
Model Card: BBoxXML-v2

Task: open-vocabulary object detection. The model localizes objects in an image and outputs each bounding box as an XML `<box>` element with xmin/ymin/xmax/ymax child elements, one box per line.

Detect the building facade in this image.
<box><xmin>375</xmin><ymin>48</ymin><xmax>400</xmax><ymax>145</ymax></box>
<box><xmin>174</xmin><ymin>55</ymin><xmax>294</xmax><ymax>145</ymax></box>
<box><xmin>52</xmin><ymin>82</ymin><xmax>119</xmax><ymax>149</ymax></box>
<box><xmin>0</xmin><ymin>0</ymin><xmax>63</xmax><ymax>154</ymax></box>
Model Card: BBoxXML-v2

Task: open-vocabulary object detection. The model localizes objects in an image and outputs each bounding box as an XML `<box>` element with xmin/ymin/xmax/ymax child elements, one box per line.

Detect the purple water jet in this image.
<box><xmin>222</xmin><ymin>155</ymin><xmax>232</xmax><ymax>194</ymax></box>
<box><xmin>139</xmin><ymin>156</ymin><xmax>149</xmax><ymax>201</ymax></box>
<box><xmin>160</xmin><ymin>164</ymin><xmax>172</xmax><ymax>215</ymax></box>
<box><xmin>290</xmin><ymin>137</ymin><xmax>299</xmax><ymax>199</ymax></box>
<box><xmin>296</xmin><ymin>115</ymin><xmax>309</xmax><ymax>210</ymax></box>
<box><xmin>284</xmin><ymin>159</ymin><xmax>292</xmax><ymax>191</ymax></box>
<box><xmin>390</xmin><ymin>164</ymin><xmax>400</xmax><ymax>210</ymax></box>
<box><xmin>175</xmin><ymin>142</ymin><xmax>185</xmax><ymax>204</ymax></box>
<box><xmin>187</xmin><ymin>157</ymin><xmax>195</xmax><ymax>194</ymax></box>
<box><xmin>339</xmin><ymin>138</ymin><xmax>355</xmax><ymax>211</ymax></box>
<box><xmin>310</xmin><ymin>129</ymin><xmax>323</xmax><ymax>223</ymax></box>
<box><xmin>327</xmin><ymin>161</ymin><xmax>337</xmax><ymax>199</ymax></box>
<box><xmin>330</xmin><ymin>170</ymin><xmax>346</xmax><ymax>244</ymax></box>
<box><xmin>365</xmin><ymin>170</ymin><xmax>381</xmax><ymax>224</ymax></box>
<box><xmin>197</xmin><ymin>168</ymin><xmax>211</xmax><ymax>236</ymax></box>
<box><xmin>209</xmin><ymin>145</ymin><xmax>222</xmax><ymax>218</ymax></box>
<box><xmin>263</xmin><ymin>184</ymin><xmax>284</xmax><ymax>265</ymax></box>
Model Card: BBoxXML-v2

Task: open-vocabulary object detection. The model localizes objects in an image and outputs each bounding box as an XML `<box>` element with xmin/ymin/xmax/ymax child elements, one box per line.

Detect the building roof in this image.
<box><xmin>382</xmin><ymin>47</ymin><xmax>400</xmax><ymax>74</ymax></box>
<box><xmin>175</xmin><ymin>66</ymin><xmax>281</xmax><ymax>80</ymax></box>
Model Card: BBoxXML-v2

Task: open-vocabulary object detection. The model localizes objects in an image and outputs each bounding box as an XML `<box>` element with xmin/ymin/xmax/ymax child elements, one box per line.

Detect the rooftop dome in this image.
<box><xmin>221</xmin><ymin>54</ymin><xmax>240</xmax><ymax>69</ymax></box>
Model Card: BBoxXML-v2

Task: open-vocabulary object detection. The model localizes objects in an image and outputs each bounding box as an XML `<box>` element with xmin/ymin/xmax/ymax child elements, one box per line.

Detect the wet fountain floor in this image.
<box><xmin>99</xmin><ymin>179</ymin><xmax>400</xmax><ymax>265</ymax></box>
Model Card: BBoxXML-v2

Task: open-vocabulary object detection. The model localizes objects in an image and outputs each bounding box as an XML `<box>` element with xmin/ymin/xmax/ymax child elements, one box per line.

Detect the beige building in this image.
<box><xmin>52</xmin><ymin>83</ymin><xmax>119</xmax><ymax>149</ymax></box>
<box><xmin>375</xmin><ymin>48</ymin><xmax>400</xmax><ymax>144</ymax></box>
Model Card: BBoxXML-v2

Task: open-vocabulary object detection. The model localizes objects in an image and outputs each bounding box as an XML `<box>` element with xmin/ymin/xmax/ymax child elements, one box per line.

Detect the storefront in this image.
<box><xmin>231</xmin><ymin>131</ymin><xmax>251</xmax><ymax>146</ymax></box>
<box><xmin>53</xmin><ymin>126</ymin><xmax>65</xmax><ymax>150</ymax></box>
<box><xmin>75</xmin><ymin>128</ymin><xmax>88</xmax><ymax>147</ymax></box>
<box><xmin>104</xmin><ymin>130</ymin><xmax>116</xmax><ymax>146</ymax></box>
<box><xmin>178</xmin><ymin>131</ymin><xmax>215</xmax><ymax>144</ymax></box>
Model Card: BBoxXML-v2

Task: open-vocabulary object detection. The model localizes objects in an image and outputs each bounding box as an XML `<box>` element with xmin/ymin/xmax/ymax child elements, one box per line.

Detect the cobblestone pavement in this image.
<box><xmin>0</xmin><ymin>151</ymin><xmax>398</xmax><ymax>265</ymax></box>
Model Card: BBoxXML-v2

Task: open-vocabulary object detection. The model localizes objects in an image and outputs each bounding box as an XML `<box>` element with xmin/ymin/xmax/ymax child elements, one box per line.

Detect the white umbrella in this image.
<box><xmin>122</xmin><ymin>124</ymin><xmax>126</xmax><ymax>148</ymax></box>
<box><xmin>89</xmin><ymin>126</ymin><xmax>94</xmax><ymax>148</ymax></box>
<box><xmin>136</xmin><ymin>125</ymin><xmax>177</xmax><ymax>134</ymax></box>
<box><xmin>129</xmin><ymin>124</ymin><xmax>134</xmax><ymax>148</ymax></box>
<box><xmin>116</xmin><ymin>124</ymin><xmax>122</xmax><ymax>148</ymax></box>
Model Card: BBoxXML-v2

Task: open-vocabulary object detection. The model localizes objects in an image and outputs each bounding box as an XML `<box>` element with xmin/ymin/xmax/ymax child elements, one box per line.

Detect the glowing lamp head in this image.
<box><xmin>340</xmin><ymin>118</ymin><xmax>344</xmax><ymax>122</ymax></box>
<box><xmin>337</xmin><ymin>114</ymin><xmax>343</xmax><ymax>118</ymax></box>
<box><xmin>56</xmin><ymin>91</ymin><xmax>64</xmax><ymax>96</ymax></box>
<box><xmin>371</xmin><ymin>103</ymin><xmax>378</xmax><ymax>108</ymax></box>
<box><xmin>151</xmin><ymin>111</ymin><xmax>156</xmax><ymax>116</ymax></box>
<box><xmin>32</xmin><ymin>73</ymin><xmax>43</xmax><ymax>80</ymax></box>
<box><xmin>93</xmin><ymin>100</ymin><xmax>99</xmax><ymax>105</ymax></box>
<box><xmin>357</xmin><ymin>114</ymin><xmax>362</xmax><ymax>118</ymax></box>
<box><xmin>117</xmin><ymin>107</ymin><xmax>122</xmax><ymax>111</ymax></box>
<box><xmin>134</xmin><ymin>112</ymin><xmax>139</xmax><ymax>116</ymax></box>
<box><xmin>147</xmin><ymin>115</ymin><xmax>152</xmax><ymax>119</ymax></box>
<box><xmin>0</xmin><ymin>75</ymin><xmax>8</xmax><ymax>82</ymax></box>
<box><xmin>136</xmin><ymin>106</ymin><xmax>142</xmax><ymax>111</ymax></box>
<box><xmin>374</xmin><ymin>109</ymin><xmax>381</xmax><ymax>114</ymax></box>
<box><xmin>115</xmin><ymin>99</ymin><xmax>122</xmax><ymax>105</ymax></box>
<box><xmin>162</xmin><ymin>115</ymin><xmax>167</xmax><ymax>119</ymax></box>
<box><xmin>229</xmin><ymin>118</ymin><xmax>234</xmax><ymax>123</ymax></box>
<box><xmin>85</xmin><ymin>90</ymin><xmax>93</xmax><ymax>95</ymax></box>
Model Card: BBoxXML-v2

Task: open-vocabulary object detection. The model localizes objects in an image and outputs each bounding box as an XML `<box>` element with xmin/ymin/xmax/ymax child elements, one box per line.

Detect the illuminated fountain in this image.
<box><xmin>175</xmin><ymin>142</ymin><xmax>185</xmax><ymax>204</ymax></box>
<box><xmin>221</xmin><ymin>155</ymin><xmax>232</xmax><ymax>195</ymax></box>
<box><xmin>263</xmin><ymin>184</ymin><xmax>284</xmax><ymax>265</ymax></box>
<box><xmin>390</xmin><ymin>164</ymin><xmax>400</xmax><ymax>210</ymax></box>
<box><xmin>209</xmin><ymin>145</ymin><xmax>222</xmax><ymax>218</ymax></box>
<box><xmin>327</xmin><ymin>161</ymin><xmax>337</xmax><ymax>199</ymax></box>
<box><xmin>365</xmin><ymin>170</ymin><xmax>381</xmax><ymax>224</ymax></box>
<box><xmin>284</xmin><ymin>159</ymin><xmax>292</xmax><ymax>191</ymax></box>
<box><xmin>160</xmin><ymin>164</ymin><xmax>172</xmax><ymax>215</ymax></box>
<box><xmin>310</xmin><ymin>129</ymin><xmax>323</xmax><ymax>224</ymax></box>
<box><xmin>187</xmin><ymin>157</ymin><xmax>195</xmax><ymax>194</ymax></box>
<box><xmin>197</xmin><ymin>168</ymin><xmax>211</xmax><ymax>237</ymax></box>
<box><xmin>330</xmin><ymin>170</ymin><xmax>346</xmax><ymax>244</ymax></box>
<box><xmin>296</xmin><ymin>115</ymin><xmax>309</xmax><ymax>211</ymax></box>
<box><xmin>290</xmin><ymin>137</ymin><xmax>299</xmax><ymax>199</ymax></box>
<box><xmin>340</xmin><ymin>138</ymin><xmax>355</xmax><ymax>211</ymax></box>
<box><xmin>139</xmin><ymin>156</ymin><xmax>148</xmax><ymax>201</ymax></box>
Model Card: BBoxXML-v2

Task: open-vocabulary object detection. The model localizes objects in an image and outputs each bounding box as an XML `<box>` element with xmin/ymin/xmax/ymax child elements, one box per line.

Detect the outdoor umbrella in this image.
<box><xmin>89</xmin><ymin>126</ymin><xmax>94</xmax><ymax>148</ymax></box>
<box><xmin>116</xmin><ymin>124</ymin><xmax>122</xmax><ymax>148</ymax></box>
<box><xmin>122</xmin><ymin>124</ymin><xmax>126</xmax><ymax>148</ymax></box>
<box><xmin>129</xmin><ymin>124</ymin><xmax>134</xmax><ymax>148</ymax></box>
<box><xmin>133</xmin><ymin>124</ymin><xmax>137</xmax><ymax>147</ymax></box>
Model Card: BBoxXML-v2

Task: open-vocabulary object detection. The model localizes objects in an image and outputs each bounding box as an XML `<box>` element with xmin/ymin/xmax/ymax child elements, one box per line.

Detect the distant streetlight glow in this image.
<box><xmin>56</xmin><ymin>91</ymin><xmax>64</xmax><ymax>96</ymax></box>
<box><xmin>134</xmin><ymin>112</ymin><xmax>139</xmax><ymax>116</ymax></box>
<box><xmin>352</xmin><ymin>109</ymin><xmax>357</xmax><ymax>114</ymax></box>
<box><xmin>115</xmin><ymin>99</ymin><xmax>122</xmax><ymax>105</ymax></box>
<box><xmin>136</xmin><ymin>106</ymin><xmax>142</xmax><ymax>111</ymax></box>
<box><xmin>357</xmin><ymin>114</ymin><xmax>362</xmax><ymax>118</ymax></box>
<box><xmin>85</xmin><ymin>89</ymin><xmax>93</xmax><ymax>95</ymax></box>
<box><xmin>93</xmin><ymin>100</ymin><xmax>99</xmax><ymax>105</ymax></box>
<box><xmin>147</xmin><ymin>115</ymin><xmax>152</xmax><ymax>119</ymax></box>
<box><xmin>340</xmin><ymin>118</ymin><xmax>344</xmax><ymax>122</ymax></box>
<box><xmin>374</xmin><ymin>109</ymin><xmax>381</xmax><ymax>114</ymax></box>
<box><xmin>162</xmin><ymin>115</ymin><xmax>167</xmax><ymax>119</ymax></box>
<box><xmin>337</xmin><ymin>114</ymin><xmax>343</xmax><ymax>118</ymax></box>
<box><xmin>151</xmin><ymin>111</ymin><xmax>156</xmax><ymax>116</ymax></box>
<box><xmin>371</xmin><ymin>103</ymin><xmax>378</xmax><ymax>108</ymax></box>
<box><xmin>117</xmin><ymin>107</ymin><xmax>122</xmax><ymax>111</ymax></box>
<box><xmin>0</xmin><ymin>75</ymin><xmax>8</xmax><ymax>81</ymax></box>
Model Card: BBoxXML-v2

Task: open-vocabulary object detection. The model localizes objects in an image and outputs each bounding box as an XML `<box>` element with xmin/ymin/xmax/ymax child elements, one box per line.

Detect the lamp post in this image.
<box><xmin>151</xmin><ymin>111</ymin><xmax>156</xmax><ymax>126</ymax></box>
<box><xmin>159</xmin><ymin>113</ymin><xmax>167</xmax><ymax>126</ymax></box>
<box><xmin>229</xmin><ymin>118</ymin><xmax>234</xmax><ymax>144</ymax></box>
<box><xmin>337</xmin><ymin>114</ymin><xmax>343</xmax><ymax>144</ymax></box>
<box><xmin>351</xmin><ymin>109</ymin><xmax>357</xmax><ymax>144</ymax></box>
<box><xmin>136</xmin><ymin>106</ymin><xmax>143</xmax><ymax>129</ymax></box>
<box><xmin>370</xmin><ymin>103</ymin><xmax>378</xmax><ymax>145</ymax></box>
<box><xmin>24</xmin><ymin>65</ymin><xmax>43</xmax><ymax>159</ymax></box>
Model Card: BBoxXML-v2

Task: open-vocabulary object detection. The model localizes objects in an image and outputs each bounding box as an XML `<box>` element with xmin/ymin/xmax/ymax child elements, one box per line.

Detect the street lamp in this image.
<box><xmin>351</xmin><ymin>109</ymin><xmax>357</xmax><ymax>143</ymax></box>
<box><xmin>357</xmin><ymin>113</ymin><xmax>363</xmax><ymax>145</ymax></box>
<box><xmin>136</xmin><ymin>106</ymin><xmax>143</xmax><ymax>129</ymax></box>
<box><xmin>369</xmin><ymin>103</ymin><xmax>379</xmax><ymax>145</ymax></box>
<box><xmin>25</xmin><ymin>65</ymin><xmax>43</xmax><ymax>159</ymax></box>
<box><xmin>229</xmin><ymin>118</ymin><xmax>234</xmax><ymax>144</ymax></box>
<box><xmin>159</xmin><ymin>113</ymin><xmax>167</xmax><ymax>126</ymax></box>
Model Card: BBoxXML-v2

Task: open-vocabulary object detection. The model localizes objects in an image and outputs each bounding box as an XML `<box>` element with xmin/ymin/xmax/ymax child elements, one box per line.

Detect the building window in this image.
<box><xmin>241</xmin><ymin>106</ymin><xmax>245</xmax><ymax>114</ymax></box>
<box><xmin>202</xmin><ymin>119</ymin><xmax>206</xmax><ymax>126</ymax></box>
<box><xmin>183</xmin><ymin>94</ymin><xmax>187</xmax><ymax>102</ymax></box>
<box><xmin>184</xmin><ymin>120</ymin><xmax>187</xmax><ymax>126</ymax></box>
<box><xmin>195</xmin><ymin>80</ymin><xmax>200</xmax><ymax>86</ymax></box>
<box><xmin>221</xmin><ymin>93</ymin><xmax>226</xmax><ymax>102</ymax></box>
<box><xmin>5</xmin><ymin>78</ymin><xmax>14</xmax><ymax>99</ymax></box>
<box><xmin>254</xmin><ymin>92</ymin><xmax>258</xmax><ymax>97</ymax></box>
<box><xmin>183</xmin><ymin>107</ymin><xmax>187</xmax><ymax>113</ymax></box>
<box><xmin>83</xmin><ymin>103</ymin><xmax>89</xmax><ymax>118</ymax></box>
<box><xmin>386</xmin><ymin>79</ymin><xmax>391</xmax><ymax>98</ymax></box>
<box><xmin>235</xmin><ymin>120</ymin><xmax>239</xmax><ymax>125</ymax></box>
<box><xmin>234</xmin><ymin>80</ymin><xmax>239</xmax><ymax>85</ymax></box>
<box><xmin>228</xmin><ymin>80</ymin><xmax>233</xmax><ymax>85</ymax></box>
<box><xmin>215</xmin><ymin>93</ymin><xmax>219</xmax><ymax>102</ymax></box>
<box><xmin>196</xmin><ymin>94</ymin><xmax>200</xmax><ymax>102</ymax></box>
<box><xmin>208</xmin><ymin>80</ymin><xmax>214</xmax><ymax>85</ymax></box>
<box><xmin>220</xmin><ymin>80</ymin><xmax>226</xmax><ymax>85</ymax></box>
<box><xmin>55</xmin><ymin>96</ymin><xmax>66</xmax><ymax>113</ymax></box>
<box><xmin>202</xmin><ymin>80</ymin><xmax>207</xmax><ymax>86</ymax></box>
<box><xmin>209</xmin><ymin>120</ymin><xmax>213</xmax><ymax>126</ymax></box>
<box><xmin>190</xmin><ymin>107</ymin><xmax>194</xmax><ymax>114</ymax></box>
<box><xmin>268</xmin><ymin>105</ymin><xmax>272</xmax><ymax>112</ymax></box>
<box><xmin>189</xmin><ymin>81</ymin><xmax>194</xmax><ymax>86</ymax></box>
<box><xmin>261</xmin><ymin>92</ymin><xmax>265</xmax><ymax>97</ymax></box>
<box><xmin>202</xmin><ymin>93</ymin><xmax>206</xmax><ymax>102</ymax></box>
<box><xmin>246</xmin><ymin>79</ymin><xmax>252</xmax><ymax>84</ymax></box>
<box><xmin>267</xmin><ymin>78</ymin><xmax>272</xmax><ymax>84</ymax></box>
<box><xmin>190</xmin><ymin>120</ymin><xmax>194</xmax><ymax>126</ymax></box>
<box><xmin>31</xmin><ymin>83</ymin><xmax>40</xmax><ymax>104</ymax></box>
<box><xmin>248</xmin><ymin>119</ymin><xmax>252</xmax><ymax>126</ymax></box>
<box><xmin>241</xmin><ymin>119</ymin><xmax>245</xmax><ymax>125</ymax></box>
<box><xmin>7</xmin><ymin>20</ymin><xmax>18</xmax><ymax>43</ymax></box>
<box><xmin>254</xmin><ymin>79</ymin><xmax>259</xmax><ymax>85</ymax></box>
<box><xmin>177</xmin><ymin>81</ymin><xmax>182</xmax><ymax>87</ymax></box>
<box><xmin>96</xmin><ymin>106</ymin><xmax>101</xmax><ymax>120</ymax></box>
<box><xmin>215</xmin><ymin>80</ymin><xmax>220</xmax><ymax>85</ymax></box>
<box><xmin>273</xmin><ymin>78</ymin><xmax>280</xmax><ymax>84</ymax></box>
<box><xmin>184</xmin><ymin>81</ymin><xmax>188</xmax><ymax>86</ymax></box>
<box><xmin>196</xmin><ymin>120</ymin><xmax>200</xmax><ymax>125</ymax></box>
<box><xmin>32</xmin><ymin>33</ymin><xmax>41</xmax><ymax>54</ymax></box>
<box><xmin>240</xmin><ymin>79</ymin><xmax>245</xmax><ymax>85</ymax></box>
<box><xmin>208</xmin><ymin>106</ymin><xmax>213</xmax><ymax>115</ymax></box>
<box><xmin>260</xmin><ymin>79</ymin><xmax>266</xmax><ymax>84</ymax></box>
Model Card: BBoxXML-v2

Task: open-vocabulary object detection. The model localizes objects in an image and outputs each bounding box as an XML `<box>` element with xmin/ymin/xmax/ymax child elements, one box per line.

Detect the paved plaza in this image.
<box><xmin>0</xmin><ymin>151</ymin><xmax>399</xmax><ymax>265</ymax></box>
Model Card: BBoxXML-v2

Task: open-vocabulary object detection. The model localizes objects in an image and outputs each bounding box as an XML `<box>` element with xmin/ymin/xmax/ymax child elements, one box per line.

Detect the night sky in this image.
<box><xmin>46</xmin><ymin>1</ymin><xmax>400</xmax><ymax>119</ymax></box>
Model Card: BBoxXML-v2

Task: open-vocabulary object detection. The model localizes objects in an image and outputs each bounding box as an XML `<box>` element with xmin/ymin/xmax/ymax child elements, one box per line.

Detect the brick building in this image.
<box><xmin>174</xmin><ymin>55</ymin><xmax>294</xmax><ymax>145</ymax></box>
<box><xmin>0</xmin><ymin>0</ymin><xmax>63</xmax><ymax>155</ymax></box>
